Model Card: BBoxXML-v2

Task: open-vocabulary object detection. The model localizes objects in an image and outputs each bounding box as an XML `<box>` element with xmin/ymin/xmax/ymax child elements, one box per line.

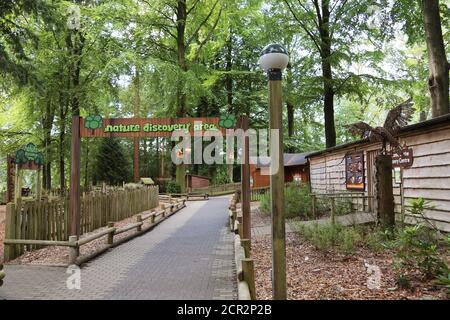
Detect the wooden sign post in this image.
<box><xmin>6</xmin><ymin>155</ymin><xmax>15</xmax><ymax>203</ymax></box>
<box><xmin>70</xmin><ymin>116</ymin><xmax>81</xmax><ymax>236</ymax></box>
<box><xmin>11</xmin><ymin>143</ymin><xmax>44</xmax><ymax>204</ymax></box>
<box><xmin>240</xmin><ymin>116</ymin><xmax>251</xmax><ymax>242</ymax></box>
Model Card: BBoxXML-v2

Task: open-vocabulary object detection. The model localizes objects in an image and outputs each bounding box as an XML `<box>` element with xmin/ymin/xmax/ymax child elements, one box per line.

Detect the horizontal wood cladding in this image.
<box><xmin>404</xmin><ymin>215</ymin><xmax>450</xmax><ymax>233</ymax></box>
<box><xmin>309</xmin><ymin>123</ymin><xmax>450</xmax><ymax>231</ymax></box>
<box><xmin>403</xmin><ymin>177</ymin><xmax>450</xmax><ymax>189</ymax></box>
<box><xmin>403</xmin><ymin>165</ymin><xmax>450</xmax><ymax>178</ymax></box>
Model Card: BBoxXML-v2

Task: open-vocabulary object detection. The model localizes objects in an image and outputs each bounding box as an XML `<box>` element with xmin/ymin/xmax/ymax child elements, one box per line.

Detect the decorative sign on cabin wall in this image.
<box><xmin>391</xmin><ymin>144</ymin><xmax>414</xmax><ymax>168</ymax></box>
<box><xmin>345</xmin><ymin>152</ymin><xmax>365</xmax><ymax>190</ymax></box>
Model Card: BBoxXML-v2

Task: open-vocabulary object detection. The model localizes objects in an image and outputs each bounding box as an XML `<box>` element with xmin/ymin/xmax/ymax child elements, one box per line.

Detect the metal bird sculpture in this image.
<box><xmin>346</xmin><ymin>98</ymin><xmax>414</xmax><ymax>154</ymax></box>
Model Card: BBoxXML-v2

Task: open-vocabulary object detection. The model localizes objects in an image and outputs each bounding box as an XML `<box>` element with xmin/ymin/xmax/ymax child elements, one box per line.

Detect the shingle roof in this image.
<box><xmin>250</xmin><ymin>152</ymin><xmax>313</xmax><ymax>168</ymax></box>
<box><xmin>306</xmin><ymin>113</ymin><xmax>450</xmax><ymax>159</ymax></box>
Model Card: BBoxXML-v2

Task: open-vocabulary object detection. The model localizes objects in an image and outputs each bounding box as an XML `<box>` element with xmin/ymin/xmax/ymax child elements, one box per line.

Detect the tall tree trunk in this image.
<box><xmin>226</xmin><ymin>30</ymin><xmax>234</xmax><ymax>182</ymax></box>
<box><xmin>59</xmin><ymin>75</ymin><xmax>69</xmax><ymax>193</ymax></box>
<box><xmin>422</xmin><ymin>0</ymin><xmax>449</xmax><ymax>117</ymax></box>
<box><xmin>286</xmin><ymin>63</ymin><xmax>295</xmax><ymax>152</ymax></box>
<box><xmin>176</xmin><ymin>0</ymin><xmax>188</xmax><ymax>117</ymax></box>
<box><xmin>59</xmin><ymin>119</ymin><xmax>66</xmax><ymax>192</ymax></box>
<box><xmin>176</xmin><ymin>0</ymin><xmax>188</xmax><ymax>192</ymax></box>
<box><xmin>287</xmin><ymin>102</ymin><xmax>294</xmax><ymax>138</ymax></box>
<box><xmin>42</xmin><ymin>101</ymin><xmax>54</xmax><ymax>190</ymax></box>
<box><xmin>84</xmin><ymin>139</ymin><xmax>89</xmax><ymax>188</ymax></box>
<box><xmin>133</xmin><ymin>69</ymin><xmax>141</xmax><ymax>182</ymax></box>
<box><xmin>320</xmin><ymin>1</ymin><xmax>336</xmax><ymax>148</ymax></box>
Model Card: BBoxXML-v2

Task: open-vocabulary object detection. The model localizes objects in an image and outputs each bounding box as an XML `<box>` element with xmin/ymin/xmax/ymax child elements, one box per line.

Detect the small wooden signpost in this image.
<box><xmin>392</xmin><ymin>145</ymin><xmax>414</xmax><ymax>168</ymax></box>
<box><xmin>8</xmin><ymin>143</ymin><xmax>44</xmax><ymax>204</ymax></box>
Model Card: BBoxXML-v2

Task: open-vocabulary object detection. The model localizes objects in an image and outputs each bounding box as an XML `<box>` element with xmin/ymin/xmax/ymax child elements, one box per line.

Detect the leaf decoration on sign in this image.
<box><xmin>219</xmin><ymin>114</ymin><xmax>236</xmax><ymax>129</ymax></box>
<box><xmin>15</xmin><ymin>143</ymin><xmax>44</xmax><ymax>165</ymax></box>
<box><xmin>85</xmin><ymin>115</ymin><xmax>103</xmax><ymax>130</ymax></box>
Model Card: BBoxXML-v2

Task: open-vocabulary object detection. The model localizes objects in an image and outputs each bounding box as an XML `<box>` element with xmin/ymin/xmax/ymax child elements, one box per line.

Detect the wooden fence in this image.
<box><xmin>192</xmin><ymin>183</ymin><xmax>241</xmax><ymax>195</ymax></box>
<box><xmin>4</xmin><ymin>198</ymin><xmax>185</xmax><ymax>265</ymax></box>
<box><xmin>250</xmin><ymin>187</ymin><xmax>269</xmax><ymax>202</ymax></box>
<box><xmin>80</xmin><ymin>187</ymin><xmax>158</xmax><ymax>234</ymax></box>
<box><xmin>4</xmin><ymin>187</ymin><xmax>159</xmax><ymax>261</ymax></box>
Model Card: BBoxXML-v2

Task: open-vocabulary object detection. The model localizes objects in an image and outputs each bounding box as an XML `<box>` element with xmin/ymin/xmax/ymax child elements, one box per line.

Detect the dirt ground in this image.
<box><xmin>251</xmin><ymin>205</ymin><xmax>448</xmax><ymax>300</ymax></box>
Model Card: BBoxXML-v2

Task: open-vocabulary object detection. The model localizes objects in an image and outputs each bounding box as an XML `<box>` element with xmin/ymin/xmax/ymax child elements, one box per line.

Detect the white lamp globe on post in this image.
<box><xmin>258</xmin><ymin>44</ymin><xmax>289</xmax><ymax>76</ymax></box>
<box><xmin>259</xmin><ymin>44</ymin><xmax>289</xmax><ymax>300</ymax></box>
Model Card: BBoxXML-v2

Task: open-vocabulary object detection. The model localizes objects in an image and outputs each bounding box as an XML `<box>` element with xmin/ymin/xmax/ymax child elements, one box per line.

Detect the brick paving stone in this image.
<box><xmin>0</xmin><ymin>197</ymin><xmax>237</xmax><ymax>300</ymax></box>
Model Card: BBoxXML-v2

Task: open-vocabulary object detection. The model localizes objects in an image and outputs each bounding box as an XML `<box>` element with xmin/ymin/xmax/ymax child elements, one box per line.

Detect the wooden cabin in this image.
<box><xmin>250</xmin><ymin>153</ymin><xmax>311</xmax><ymax>188</ymax></box>
<box><xmin>186</xmin><ymin>174</ymin><xmax>210</xmax><ymax>191</ymax></box>
<box><xmin>307</xmin><ymin>114</ymin><xmax>450</xmax><ymax>232</ymax></box>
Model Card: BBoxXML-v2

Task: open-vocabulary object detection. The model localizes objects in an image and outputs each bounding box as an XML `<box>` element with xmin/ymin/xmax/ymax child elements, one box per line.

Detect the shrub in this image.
<box><xmin>166</xmin><ymin>180</ymin><xmax>181</xmax><ymax>194</ymax></box>
<box><xmin>212</xmin><ymin>166</ymin><xmax>231</xmax><ymax>185</ymax></box>
<box><xmin>394</xmin><ymin>224</ymin><xmax>446</xmax><ymax>279</ymax></box>
<box><xmin>364</xmin><ymin>227</ymin><xmax>396</xmax><ymax>251</ymax></box>
<box><xmin>259</xmin><ymin>183</ymin><xmax>314</xmax><ymax>220</ymax></box>
<box><xmin>260</xmin><ymin>192</ymin><xmax>270</xmax><ymax>214</ymax></box>
<box><xmin>298</xmin><ymin>223</ymin><xmax>362</xmax><ymax>254</ymax></box>
<box><xmin>393</xmin><ymin>198</ymin><xmax>449</xmax><ymax>283</ymax></box>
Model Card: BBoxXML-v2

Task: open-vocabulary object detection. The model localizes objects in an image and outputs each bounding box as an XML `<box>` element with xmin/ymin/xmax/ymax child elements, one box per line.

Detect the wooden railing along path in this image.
<box><xmin>3</xmin><ymin>187</ymin><xmax>159</xmax><ymax>261</ymax></box>
<box><xmin>4</xmin><ymin>198</ymin><xmax>186</xmax><ymax>265</ymax></box>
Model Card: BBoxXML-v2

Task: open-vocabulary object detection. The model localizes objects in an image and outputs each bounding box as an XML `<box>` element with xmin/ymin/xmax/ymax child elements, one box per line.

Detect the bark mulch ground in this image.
<box><xmin>251</xmin><ymin>204</ymin><xmax>448</xmax><ymax>300</ymax></box>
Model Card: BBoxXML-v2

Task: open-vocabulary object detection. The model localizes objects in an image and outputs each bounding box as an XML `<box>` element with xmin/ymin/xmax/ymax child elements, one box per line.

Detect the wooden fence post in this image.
<box><xmin>0</xmin><ymin>263</ymin><xmax>4</xmax><ymax>286</ymax></box>
<box><xmin>68</xmin><ymin>235</ymin><xmax>79</xmax><ymax>265</ymax></box>
<box><xmin>4</xmin><ymin>203</ymin><xmax>16</xmax><ymax>261</ymax></box>
<box><xmin>136</xmin><ymin>215</ymin><xmax>142</xmax><ymax>232</ymax></box>
<box><xmin>107</xmin><ymin>222</ymin><xmax>114</xmax><ymax>244</ymax></box>
<box><xmin>311</xmin><ymin>194</ymin><xmax>316</xmax><ymax>219</ymax></box>
<box><xmin>241</xmin><ymin>239</ymin><xmax>251</xmax><ymax>258</ymax></box>
<box><xmin>237</xmin><ymin>222</ymin><xmax>243</xmax><ymax>238</ymax></box>
<box><xmin>330</xmin><ymin>197</ymin><xmax>336</xmax><ymax>225</ymax></box>
<box><xmin>242</xmin><ymin>258</ymin><xmax>256</xmax><ymax>300</ymax></box>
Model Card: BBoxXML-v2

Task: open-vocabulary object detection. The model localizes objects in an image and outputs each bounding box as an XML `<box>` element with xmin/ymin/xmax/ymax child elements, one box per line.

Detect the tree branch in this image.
<box><xmin>187</xmin><ymin>0</ymin><xmax>220</xmax><ymax>46</ymax></box>
<box><xmin>187</xmin><ymin>0</ymin><xmax>202</xmax><ymax>15</ymax></box>
<box><xmin>193</xmin><ymin>7</ymin><xmax>223</xmax><ymax>61</ymax></box>
<box><xmin>283</xmin><ymin>0</ymin><xmax>323</xmax><ymax>55</ymax></box>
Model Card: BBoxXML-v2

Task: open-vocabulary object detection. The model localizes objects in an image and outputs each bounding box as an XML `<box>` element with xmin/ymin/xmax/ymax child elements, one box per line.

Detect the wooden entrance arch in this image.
<box><xmin>70</xmin><ymin>115</ymin><xmax>251</xmax><ymax>239</ymax></box>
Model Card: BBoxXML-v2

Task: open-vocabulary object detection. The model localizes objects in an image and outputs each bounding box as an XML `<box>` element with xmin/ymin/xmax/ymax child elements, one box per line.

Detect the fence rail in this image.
<box><xmin>4</xmin><ymin>186</ymin><xmax>159</xmax><ymax>261</ymax></box>
<box><xmin>310</xmin><ymin>192</ymin><xmax>375</xmax><ymax>222</ymax></box>
<box><xmin>192</xmin><ymin>183</ymin><xmax>241</xmax><ymax>195</ymax></box>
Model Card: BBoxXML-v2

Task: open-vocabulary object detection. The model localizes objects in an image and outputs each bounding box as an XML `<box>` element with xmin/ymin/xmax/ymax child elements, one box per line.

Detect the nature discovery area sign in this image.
<box><xmin>70</xmin><ymin>114</ymin><xmax>246</xmax><ymax>237</ymax></box>
<box><xmin>80</xmin><ymin>115</ymin><xmax>236</xmax><ymax>138</ymax></box>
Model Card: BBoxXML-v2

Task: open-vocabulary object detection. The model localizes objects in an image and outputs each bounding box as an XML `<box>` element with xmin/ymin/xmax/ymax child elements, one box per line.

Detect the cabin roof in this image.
<box><xmin>251</xmin><ymin>152</ymin><xmax>313</xmax><ymax>168</ymax></box>
<box><xmin>306</xmin><ymin>113</ymin><xmax>450</xmax><ymax>159</ymax></box>
<box><xmin>140</xmin><ymin>177</ymin><xmax>155</xmax><ymax>185</ymax></box>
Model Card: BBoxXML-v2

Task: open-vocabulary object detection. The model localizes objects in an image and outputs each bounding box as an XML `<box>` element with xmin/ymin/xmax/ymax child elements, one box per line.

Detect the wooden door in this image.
<box><xmin>367</xmin><ymin>150</ymin><xmax>380</xmax><ymax>212</ymax></box>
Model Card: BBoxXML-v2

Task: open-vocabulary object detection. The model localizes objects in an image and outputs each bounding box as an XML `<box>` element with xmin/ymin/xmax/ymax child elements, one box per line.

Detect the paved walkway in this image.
<box><xmin>0</xmin><ymin>197</ymin><xmax>237</xmax><ymax>300</ymax></box>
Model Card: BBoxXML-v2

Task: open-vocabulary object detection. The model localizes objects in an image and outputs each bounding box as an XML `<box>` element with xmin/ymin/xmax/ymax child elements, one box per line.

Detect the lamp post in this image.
<box><xmin>259</xmin><ymin>44</ymin><xmax>289</xmax><ymax>300</ymax></box>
